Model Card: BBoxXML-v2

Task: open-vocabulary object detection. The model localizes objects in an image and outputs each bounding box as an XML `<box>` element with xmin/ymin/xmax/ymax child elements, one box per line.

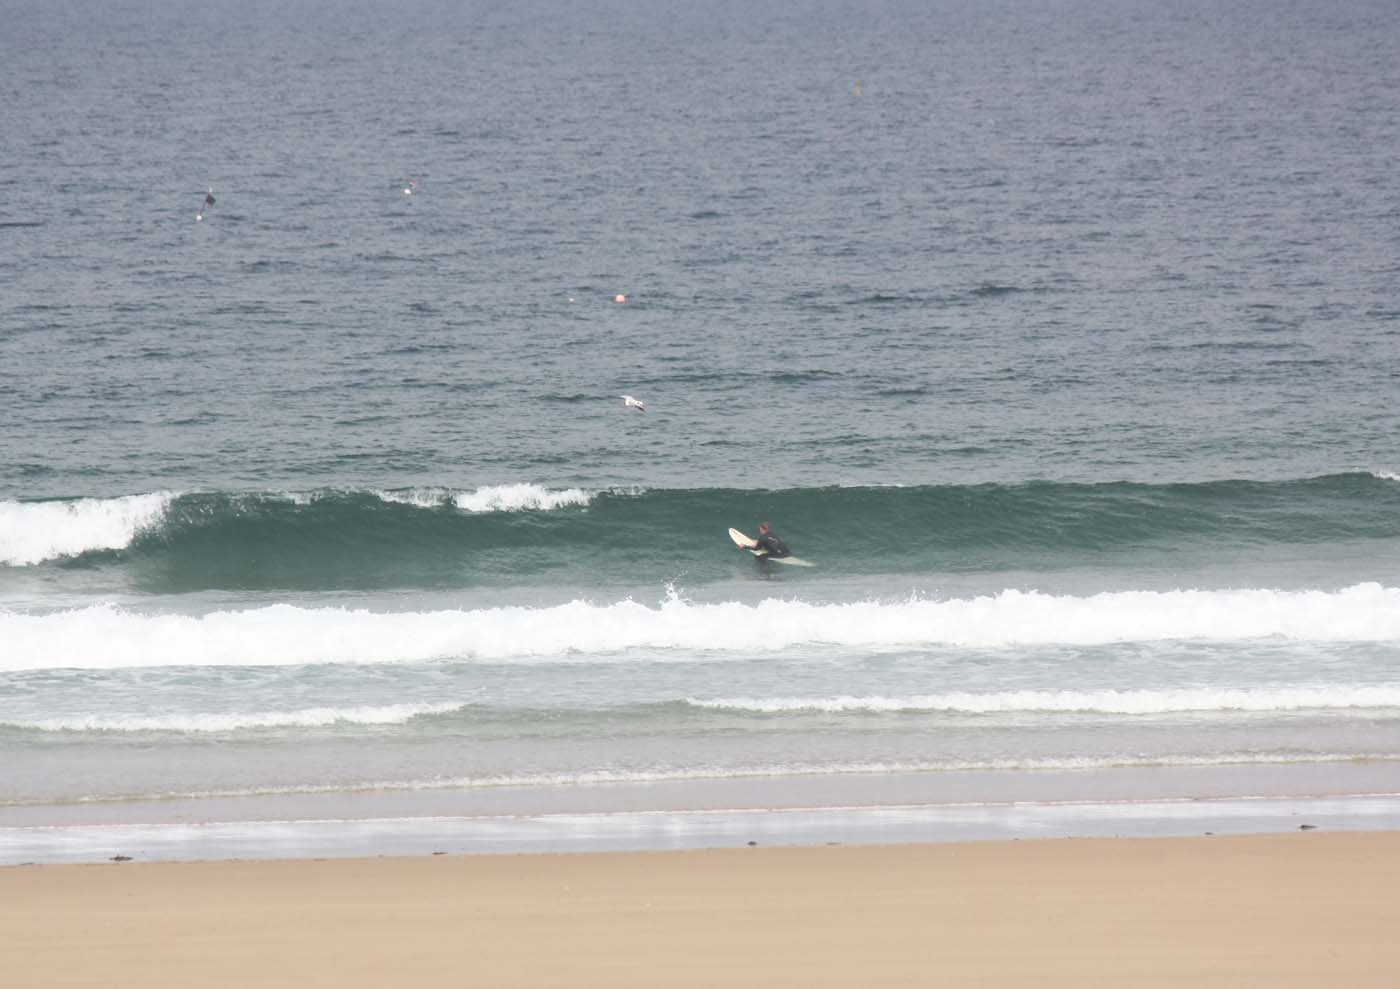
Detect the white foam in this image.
<box><xmin>450</xmin><ymin>483</ymin><xmax>594</xmax><ymax>512</ymax></box>
<box><xmin>687</xmin><ymin>685</ymin><xmax>1400</xmax><ymax>716</ymax></box>
<box><xmin>42</xmin><ymin>752</ymin><xmax>1397</xmax><ymax>805</ymax></box>
<box><xmin>274</xmin><ymin>490</ymin><xmax>326</xmax><ymax>506</ymax></box>
<box><xmin>0</xmin><ymin>492</ymin><xmax>176</xmax><ymax>566</ymax></box>
<box><xmin>373</xmin><ymin>484</ymin><xmax>596</xmax><ymax>512</ymax></box>
<box><xmin>11</xmin><ymin>702</ymin><xmax>463</xmax><ymax>734</ymax></box>
<box><xmin>1372</xmin><ymin>471</ymin><xmax>1400</xmax><ymax>482</ymax></box>
<box><xmin>5</xmin><ymin>582</ymin><xmax>1400</xmax><ymax>672</ymax></box>
<box><xmin>374</xmin><ymin>487</ymin><xmax>451</xmax><ymax>508</ymax></box>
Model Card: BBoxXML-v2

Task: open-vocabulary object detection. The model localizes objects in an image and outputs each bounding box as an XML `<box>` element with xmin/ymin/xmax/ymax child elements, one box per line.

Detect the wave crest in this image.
<box><xmin>374</xmin><ymin>483</ymin><xmax>596</xmax><ymax>512</ymax></box>
<box><xmin>0</xmin><ymin>492</ymin><xmax>176</xmax><ymax>566</ymax></box>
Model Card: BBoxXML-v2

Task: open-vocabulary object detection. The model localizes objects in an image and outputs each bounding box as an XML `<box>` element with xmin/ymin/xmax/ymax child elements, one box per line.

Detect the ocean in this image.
<box><xmin>4</xmin><ymin>0</ymin><xmax>1400</xmax><ymax>862</ymax></box>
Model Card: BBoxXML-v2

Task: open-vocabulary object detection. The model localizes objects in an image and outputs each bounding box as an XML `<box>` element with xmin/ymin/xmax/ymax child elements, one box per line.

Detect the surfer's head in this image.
<box><xmin>759</xmin><ymin>521</ymin><xmax>772</xmax><ymax>533</ymax></box>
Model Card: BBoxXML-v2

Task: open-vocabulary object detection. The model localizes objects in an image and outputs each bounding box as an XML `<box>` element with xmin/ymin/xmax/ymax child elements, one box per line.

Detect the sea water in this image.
<box><xmin>3</xmin><ymin>0</ymin><xmax>1400</xmax><ymax>862</ymax></box>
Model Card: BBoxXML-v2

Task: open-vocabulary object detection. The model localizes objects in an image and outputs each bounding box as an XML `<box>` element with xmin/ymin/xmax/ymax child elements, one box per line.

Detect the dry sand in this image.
<box><xmin>3</xmin><ymin>831</ymin><xmax>1398</xmax><ymax>987</ymax></box>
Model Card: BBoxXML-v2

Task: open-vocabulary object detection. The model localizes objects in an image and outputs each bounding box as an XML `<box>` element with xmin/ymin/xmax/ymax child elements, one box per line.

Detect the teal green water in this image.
<box><xmin>6</xmin><ymin>474</ymin><xmax>1400</xmax><ymax>596</ymax></box>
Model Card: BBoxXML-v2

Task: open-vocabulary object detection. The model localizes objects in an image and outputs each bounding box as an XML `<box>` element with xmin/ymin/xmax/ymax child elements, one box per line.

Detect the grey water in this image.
<box><xmin>3</xmin><ymin>0</ymin><xmax>1399</xmax><ymax>496</ymax></box>
<box><xmin>3</xmin><ymin>0</ymin><xmax>1400</xmax><ymax>860</ymax></box>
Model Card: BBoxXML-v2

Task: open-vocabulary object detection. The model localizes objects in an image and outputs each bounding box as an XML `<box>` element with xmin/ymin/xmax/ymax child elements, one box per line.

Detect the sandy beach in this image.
<box><xmin>4</xmin><ymin>831</ymin><xmax>1398</xmax><ymax>988</ymax></box>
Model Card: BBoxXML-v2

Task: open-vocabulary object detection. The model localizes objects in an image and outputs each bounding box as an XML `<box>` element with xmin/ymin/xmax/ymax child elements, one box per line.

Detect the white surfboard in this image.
<box><xmin>728</xmin><ymin>528</ymin><xmax>814</xmax><ymax>566</ymax></box>
<box><xmin>729</xmin><ymin>527</ymin><xmax>759</xmax><ymax>550</ymax></box>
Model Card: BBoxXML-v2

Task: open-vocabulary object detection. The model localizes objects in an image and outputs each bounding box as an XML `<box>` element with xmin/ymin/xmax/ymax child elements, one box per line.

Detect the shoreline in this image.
<box><xmin>5</xmin><ymin>787</ymin><xmax>1398</xmax><ymax>866</ymax></box>
<box><xmin>6</xmin><ymin>761</ymin><xmax>1400</xmax><ymax>866</ymax></box>
<box><xmin>5</xmin><ymin>832</ymin><xmax>1399</xmax><ymax>987</ymax></box>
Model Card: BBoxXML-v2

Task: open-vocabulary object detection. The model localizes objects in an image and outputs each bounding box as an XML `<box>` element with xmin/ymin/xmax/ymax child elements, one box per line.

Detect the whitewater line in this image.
<box><xmin>685</xmin><ymin>684</ymin><xmax>1400</xmax><ymax>715</ymax></box>
<box><xmin>3</xmin><ymin>583</ymin><xmax>1399</xmax><ymax>672</ymax></box>
<box><xmin>4</xmin><ymin>702</ymin><xmax>466</xmax><ymax>734</ymax></box>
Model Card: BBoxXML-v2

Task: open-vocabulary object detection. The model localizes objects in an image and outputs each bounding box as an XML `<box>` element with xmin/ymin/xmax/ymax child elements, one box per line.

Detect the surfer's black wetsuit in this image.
<box><xmin>754</xmin><ymin>531</ymin><xmax>792</xmax><ymax>559</ymax></box>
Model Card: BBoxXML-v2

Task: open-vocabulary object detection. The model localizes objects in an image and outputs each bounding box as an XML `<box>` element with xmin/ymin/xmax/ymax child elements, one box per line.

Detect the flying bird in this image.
<box><xmin>196</xmin><ymin>189</ymin><xmax>214</xmax><ymax>222</ymax></box>
<box><xmin>621</xmin><ymin>395</ymin><xmax>646</xmax><ymax>412</ymax></box>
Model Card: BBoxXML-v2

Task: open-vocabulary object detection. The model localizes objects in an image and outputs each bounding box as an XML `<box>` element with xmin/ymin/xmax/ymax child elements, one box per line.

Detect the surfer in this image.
<box><xmin>752</xmin><ymin>521</ymin><xmax>791</xmax><ymax>559</ymax></box>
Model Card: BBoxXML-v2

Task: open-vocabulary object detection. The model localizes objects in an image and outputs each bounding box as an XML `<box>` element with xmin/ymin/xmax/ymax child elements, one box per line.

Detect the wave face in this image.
<box><xmin>4</xmin><ymin>473</ymin><xmax>1399</xmax><ymax>591</ymax></box>
<box><xmin>5</xmin><ymin>583</ymin><xmax>1399</xmax><ymax>672</ymax></box>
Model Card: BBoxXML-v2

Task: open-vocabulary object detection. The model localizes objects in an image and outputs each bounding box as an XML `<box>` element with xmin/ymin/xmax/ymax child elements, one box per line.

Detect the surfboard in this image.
<box><xmin>728</xmin><ymin>528</ymin><xmax>814</xmax><ymax>566</ymax></box>
<box><xmin>728</xmin><ymin>527</ymin><xmax>759</xmax><ymax>550</ymax></box>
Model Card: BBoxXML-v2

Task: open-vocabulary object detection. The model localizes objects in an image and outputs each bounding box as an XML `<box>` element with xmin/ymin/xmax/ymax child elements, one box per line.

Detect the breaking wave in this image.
<box><xmin>0</xmin><ymin>492</ymin><xmax>177</xmax><ymax>566</ymax></box>
<box><xmin>5</xmin><ymin>582</ymin><xmax>1399</xmax><ymax>672</ymax></box>
<box><xmin>373</xmin><ymin>483</ymin><xmax>597</xmax><ymax>512</ymax></box>
<box><xmin>5</xmin><ymin>474</ymin><xmax>1400</xmax><ymax>592</ymax></box>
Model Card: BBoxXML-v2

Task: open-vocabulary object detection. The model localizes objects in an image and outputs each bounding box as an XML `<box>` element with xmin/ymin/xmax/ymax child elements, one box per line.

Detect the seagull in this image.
<box><xmin>621</xmin><ymin>395</ymin><xmax>646</xmax><ymax>412</ymax></box>
<box><xmin>196</xmin><ymin>188</ymin><xmax>214</xmax><ymax>221</ymax></box>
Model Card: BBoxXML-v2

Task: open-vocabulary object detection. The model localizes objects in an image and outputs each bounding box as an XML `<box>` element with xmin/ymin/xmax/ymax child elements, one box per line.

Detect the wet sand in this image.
<box><xmin>4</xmin><ymin>831</ymin><xmax>1398</xmax><ymax>987</ymax></box>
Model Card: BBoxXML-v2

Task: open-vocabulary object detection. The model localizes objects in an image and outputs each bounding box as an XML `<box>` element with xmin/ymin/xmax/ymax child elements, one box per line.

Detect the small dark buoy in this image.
<box><xmin>747</xmin><ymin>840</ymin><xmax>757</xmax><ymax>846</ymax></box>
<box><xmin>110</xmin><ymin>855</ymin><xmax>132</xmax><ymax>862</ymax></box>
